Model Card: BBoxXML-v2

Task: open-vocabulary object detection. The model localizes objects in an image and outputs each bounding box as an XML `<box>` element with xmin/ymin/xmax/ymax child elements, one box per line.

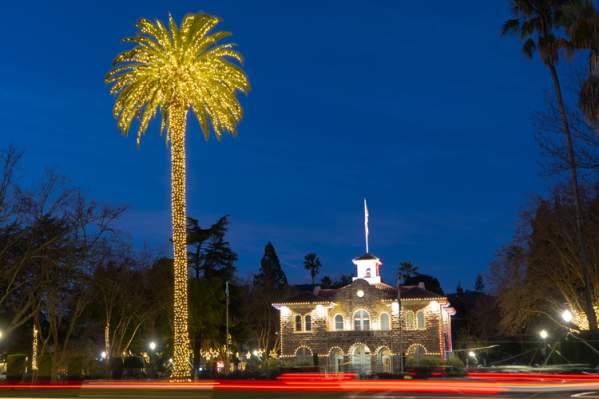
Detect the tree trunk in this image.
<box><xmin>548</xmin><ymin>63</ymin><xmax>598</xmax><ymax>330</ymax></box>
<box><xmin>169</xmin><ymin>104</ymin><xmax>192</xmax><ymax>379</ymax></box>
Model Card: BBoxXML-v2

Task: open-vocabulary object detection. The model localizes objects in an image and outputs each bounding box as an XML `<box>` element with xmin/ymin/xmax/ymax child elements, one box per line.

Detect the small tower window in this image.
<box><xmin>295</xmin><ymin>315</ymin><xmax>302</xmax><ymax>331</ymax></box>
<box><xmin>365</xmin><ymin>268</ymin><xmax>371</xmax><ymax>278</ymax></box>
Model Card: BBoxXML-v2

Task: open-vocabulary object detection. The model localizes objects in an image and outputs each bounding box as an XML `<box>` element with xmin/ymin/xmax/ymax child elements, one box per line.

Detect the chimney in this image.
<box><xmin>313</xmin><ymin>285</ymin><xmax>321</xmax><ymax>296</ymax></box>
<box><xmin>418</xmin><ymin>282</ymin><xmax>426</xmax><ymax>289</ymax></box>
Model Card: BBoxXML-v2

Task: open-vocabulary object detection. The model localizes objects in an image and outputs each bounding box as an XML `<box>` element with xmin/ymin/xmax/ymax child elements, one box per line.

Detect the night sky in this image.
<box><xmin>1</xmin><ymin>1</ymin><xmax>555</xmax><ymax>292</ymax></box>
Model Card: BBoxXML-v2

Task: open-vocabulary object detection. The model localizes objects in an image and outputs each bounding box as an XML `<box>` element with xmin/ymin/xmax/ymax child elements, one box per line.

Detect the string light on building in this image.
<box><xmin>105</xmin><ymin>13</ymin><xmax>249</xmax><ymax>381</ymax></box>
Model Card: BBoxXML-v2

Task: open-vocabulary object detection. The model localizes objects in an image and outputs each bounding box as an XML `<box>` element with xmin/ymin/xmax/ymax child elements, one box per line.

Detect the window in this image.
<box><xmin>380</xmin><ymin>313</ymin><xmax>390</xmax><ymax>330</ymax></box>
<box><xmin>365</xmin><ymin>268</ymin><xmax>371</xmax><ymax>278</ymax></box>
<box><xmin>405</xmin><ymin>310</ymin><xmax>415</xmax><ymax>329</ymax></box>
<box><xmin>416</xmin><ymin>310</ymin><xmax>425</xmax><ymax>329</ymax></box>
<box><xmin>334</xmin><ymin>314</ymin><xmax>344</xmax><ymax>331</ymax></box>
<box><xmin>295</xmin><ymin>315</ymin><xmax>302</xmax><ymax>331</ymax></box>
<box><xmin>305</xmin><ymin>315</ymin><xmax>312</xmax><ymax>331</ymax></box>
<box><xmin>354</xmin><ymin>310</ymin><xmax>370</xmax><ymax>331</ymax></box>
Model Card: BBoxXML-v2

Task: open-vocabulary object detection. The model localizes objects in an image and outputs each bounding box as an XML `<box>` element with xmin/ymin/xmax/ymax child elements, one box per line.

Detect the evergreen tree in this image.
<box><xmin>474</xmin><ymin>273</ymin><xmax>485</xmax><ymax>292</ymax></box>
<box><xmin>187</xmin><ymin>215</ymin><xmax>237</xmax><ymax>280</ymax></box>
<box><xmin>456</xmin><ymin>281</ymin><xmax>464</xmax><ymax>296</ymax></box>
<box><xmin>405</xmin><ymin>273</ymin><xmax>444</xmax><ymax>295</ymax></box>
<box><xmin>303</xmin><ymin>253</ymin><xmax>321</xmax><ymax>286</ymax></box>
<box><xmin>254</xmin><ymin>242</ymin><xmax>288</xmax><ymax>290</ymax></box>
<box><xmin>320</xmin><ymin>275</ymin><xmax>332</xmax><ymax>288</ymax></box>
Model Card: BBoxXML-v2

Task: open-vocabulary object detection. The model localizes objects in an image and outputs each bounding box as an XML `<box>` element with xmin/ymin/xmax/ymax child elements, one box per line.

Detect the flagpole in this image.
<box><xmin>364</xmin><ymin>198</ymin><xmax>369</xmax><ymax>253</ymax></box>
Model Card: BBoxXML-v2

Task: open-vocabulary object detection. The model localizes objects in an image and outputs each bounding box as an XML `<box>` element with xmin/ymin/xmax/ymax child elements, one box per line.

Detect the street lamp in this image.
<box><xmin>149</xmin><ymin>341</ymin><xmax>157</xmax><ymax>352</ymax></box>
<box><xmin>562</xmin><ymin>310</ymin><xmax>573</xmax><ymax>323</ymax></box>
<box><xmin>468</xmin><ymin>351</ymin><xmax>476</xmax><ymax>359</ymax></box>
<box><xmin>539</xmin><ymin>329</ymin><xmax>549</xmax><ymax>340</ymax></box>
<box><xmin>100</xmin><ymin>351</ymin><xmax>107</xmax><ymax>360</ymax></box>
<box><xmin>0</xmin><ymin>330</ymin><xmax>3</xmax><ymax>340</ymax></box>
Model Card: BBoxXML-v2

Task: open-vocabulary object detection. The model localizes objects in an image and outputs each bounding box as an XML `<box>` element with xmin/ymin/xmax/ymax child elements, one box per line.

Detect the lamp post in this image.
<box><xmin>396</xmin><ymin>274</ymin><xmax>404</xmax><ymax>375</ymax></box>
<box><xmin>225</xmin><ymin>281</ymin><xmax>230</xmax><ymax>374</ymax></box>
<box><xmin>149</xmin><ymin>341</ymin><xmax>157</xmax><ymax>352</ymax></box>
<box><xmin>558</xmin><ymin>309</ymin><xmax>599</xmax><ymax>357</ymax></box>
<box><xmin>466</xmin><ymin>351</ymin><xmax>476</xmax><ymax>369</ymax></box>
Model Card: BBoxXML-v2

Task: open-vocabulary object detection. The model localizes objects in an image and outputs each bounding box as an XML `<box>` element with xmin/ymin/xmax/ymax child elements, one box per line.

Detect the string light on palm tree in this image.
<box><xmin>106</xmin><ymin>13</ymin><xmax>249</xmax><ymax>380</ymax></box>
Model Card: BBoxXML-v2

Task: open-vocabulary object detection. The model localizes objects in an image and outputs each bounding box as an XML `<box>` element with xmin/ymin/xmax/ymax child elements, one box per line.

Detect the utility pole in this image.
<box><xmin>225</xmin><ymin>280</ymin><xmax>230</xmax><ymax>373</ymax></box>
<box><xmin>397</xmin><ymin>273</ymin><xmax>404</xmax><ymax>374</ymax></box>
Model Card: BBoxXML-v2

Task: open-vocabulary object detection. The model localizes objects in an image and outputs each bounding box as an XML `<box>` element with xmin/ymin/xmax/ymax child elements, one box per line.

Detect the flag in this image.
<box><xmin>364</xmin><ymin>198</ymin><xmax>369</xmax><ymax>253</ymax></box>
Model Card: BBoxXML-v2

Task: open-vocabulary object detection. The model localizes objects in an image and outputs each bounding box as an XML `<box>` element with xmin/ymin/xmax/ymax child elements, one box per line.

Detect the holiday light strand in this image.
<box><xmin>105</xmin><ymin>13</ymin><xmax>249</xmax><ymax>380</ymax></box>
<box><xmin>31</xmin><ymin>325</ymin><xmax>38</xmax><ymax>372</ymax></box>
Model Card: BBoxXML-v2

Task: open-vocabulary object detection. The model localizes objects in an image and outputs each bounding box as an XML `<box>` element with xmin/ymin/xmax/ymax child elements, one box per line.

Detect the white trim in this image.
<box><xmin>294</xmin><ymin>345</ymin><xmax>313</xmax><ymax>357</ymax></box>
<box><xmin>406</xmin><ymin>343</ymin><xmax>427</xmax><ymax>356</ymax></box>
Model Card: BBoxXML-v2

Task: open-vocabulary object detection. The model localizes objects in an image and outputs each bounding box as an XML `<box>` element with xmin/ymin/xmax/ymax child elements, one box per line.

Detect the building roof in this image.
<box><xmin>273</xmin><ymin>281</ymin><xmax>446</xmax><ymax>304</ymax></box>
<box><xmin>352</xmin><ymin>253</ymin><xmax>380</xmax><ymax>261</ymax></box>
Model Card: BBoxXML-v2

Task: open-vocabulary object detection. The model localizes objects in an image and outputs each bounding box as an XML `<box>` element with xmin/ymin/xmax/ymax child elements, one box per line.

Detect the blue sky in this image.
<box><xmin>0</xmin><ymin>1</ymin><xmax>556</xmax><ymax>291</ymax></box>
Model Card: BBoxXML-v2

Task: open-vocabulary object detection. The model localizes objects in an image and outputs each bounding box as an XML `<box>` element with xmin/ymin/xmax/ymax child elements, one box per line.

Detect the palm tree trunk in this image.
<box><xmin>169</xmin><ymin>104</ymin><xmax>192</xmax><ymax>379</ymax></box>
<box><xmin>548</xmin><ymin>63</ymin><xmax>598</xmax><ymax>330</ymax></box>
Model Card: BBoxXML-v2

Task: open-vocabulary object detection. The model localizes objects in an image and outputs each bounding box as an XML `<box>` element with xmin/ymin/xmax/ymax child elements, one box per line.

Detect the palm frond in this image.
<box><xmin>105</xmin><ymin>13</ymin><xmax>250</xmax><ymax>144</ymax></box>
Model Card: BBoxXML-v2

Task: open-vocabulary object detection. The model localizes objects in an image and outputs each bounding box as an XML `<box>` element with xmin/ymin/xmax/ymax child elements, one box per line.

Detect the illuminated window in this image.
<box><xmin>380</xmin><ymin>313</ymin><xmax>390</xmax><ymax>330</ymax></box>
<box><xmin>305</xmin><ymin>315</ymin><xmax>312</xmax><ymax>331</ymax></box>
<box><xmin>405</xmin><ymin>310</ymin><xmax>415</xmax><ymax>330</ymax></box>
<box><xmin>334</xmin><ymin>314</ymin><xmax>344</xmax><ymax>331</ymax></box>
<box><xmin>354</xmin><ymin>310</ymin><xmax>370</xmax><ymax>331</ymax></box>
<box><xmin>416</xmin><ymin>310</ymin><xmax>425</xmax><ymax>329</ymax></box>
<box><xmin>365</xmin><ymin>268</ymin><xmax>371</xmax><ymax>278</ymax></box>
<box><xmin>295</xmin><ymin>315</ymin><xmax>302</xmax><ymax>331</ymax></box>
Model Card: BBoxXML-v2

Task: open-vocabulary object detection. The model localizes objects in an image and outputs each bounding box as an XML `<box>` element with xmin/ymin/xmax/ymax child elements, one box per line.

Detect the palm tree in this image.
<box><xmin>560</xmin><ymin>1</ymin><xmax>599</xmax><ymax>126</ymax></box>
<box><xmin>398</xmin><ymin>260</ymin><xmax>418</xmax><ymax>284</ymax></box>
<box><xmin>502</xmin><ymin>0</ymin><xmax>597</xmax><ymax>330</ymax></box>
<box><xmin>303</xmin><ymin>253</ymin><xmax>321</xmax><ymax>287</ymax></box>
<box><xmin>105</xmin><ymin>13</ymin><xmax>250</xmax><ymax>379</ymax></box>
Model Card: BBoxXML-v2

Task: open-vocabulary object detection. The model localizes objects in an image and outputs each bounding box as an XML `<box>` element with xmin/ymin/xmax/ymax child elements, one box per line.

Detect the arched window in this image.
<box><xmin>405</xmin><ymin>310</ymin><xmax>415</xmax><ymax>330</ymax></box>
<box><xmin>365</xmin><ymin>268</ymin><xmax>371</xmax><ymax>278</ymax></box>
<box><xmin>380</xmin><ymin>313</ymin><xmax>390</xmax><ymax>330</ymax></box>
<box><xmin>305</xmin><ymin>315</ymin><xmax>312</xmax><ymax>331</ymax></box>
<box><xmin>334</xmin><ymin>314</ymin><xmax>344</xmax><ymax>331</ymax></box>
<box><xmin>295</xmin><ymin>346</ymin><xmax>313</xmax><ymax>366</ymax></box>
<box><xmin>416</xmin><ymin>310</ymin><xmax>425</xmax><ymax>329</ymax></box>
<box><xmin>354</xmin><ymin>310</ymin><xmax>370</xmax><ymax>331</ymax></box>
<box><xmin>295</xmin><ymin>314</ymin><xmax>302</xmax><ymax>331</ymax></box>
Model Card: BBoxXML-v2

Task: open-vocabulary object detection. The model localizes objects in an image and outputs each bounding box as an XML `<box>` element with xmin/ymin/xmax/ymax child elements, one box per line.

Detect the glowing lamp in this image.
<box><xmin>539</xmin><ymin>329</ymin><xmax>549</xmax><ymax>340</ymax></box>
<box><xmin>468</xmin><ymin>351</ymin><xmax>476</xmax><ymax>358</ymax></box>
<box><xmin>100</xmin><ymin>351</ymin><xmax>107</xmax><ymax>360</ymax></box>
<box><xmin>280</xmin><ymin>306</ymin><xmax>291</xmax><ymax>317</ymax></box>
<box><xmin>391</xmin><ymin>301</ymin><xmax>399</xmax><ymax>316</ymax></box>
<box><xmin>562</xmin><ymin>310</ymin><xmax>573</xmax><ymax>323</ymax></box>
<box><xmin>149</xmin><ymin>341</ymin><xmax>157</xmax><ymax>351</ymax></box>
<box><xmin>315</xmin><ymin>304</ymin><xmax>326</xmax><ymax>317</ymax></box>
<box><xmin>356</xmin><ymin>290</ymin><xmax>365</xmax><ymax>298</ymax></box>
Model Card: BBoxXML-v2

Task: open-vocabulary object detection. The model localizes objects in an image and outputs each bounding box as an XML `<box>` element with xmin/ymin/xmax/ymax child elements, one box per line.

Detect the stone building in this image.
<box><xmin>272</xmin><ymin>253</ymin><xmax>455</xmax><ymax>374</ymax></box>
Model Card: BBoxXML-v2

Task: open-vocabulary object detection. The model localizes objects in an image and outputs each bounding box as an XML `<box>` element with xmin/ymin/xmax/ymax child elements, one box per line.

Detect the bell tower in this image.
<box><xmin>353</xmin><ymin>253</ymin><xmax>382</xmax><ymax>285</ymax></box>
